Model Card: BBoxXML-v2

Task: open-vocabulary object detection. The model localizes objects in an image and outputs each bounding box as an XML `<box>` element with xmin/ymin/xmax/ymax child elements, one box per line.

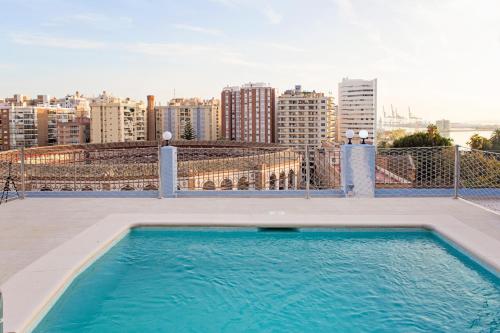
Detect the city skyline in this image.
<box><xmin>0</xmin><ymin>0</ymin><xmax>499</xmax><ymax>123</ymax></box>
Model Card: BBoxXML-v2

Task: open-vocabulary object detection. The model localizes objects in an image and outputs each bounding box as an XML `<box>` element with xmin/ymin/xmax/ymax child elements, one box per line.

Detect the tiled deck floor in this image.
<box><xmin>1</xmin><ymin>197</ymin><xmax>499</xmax><ymax>285</ymax></box>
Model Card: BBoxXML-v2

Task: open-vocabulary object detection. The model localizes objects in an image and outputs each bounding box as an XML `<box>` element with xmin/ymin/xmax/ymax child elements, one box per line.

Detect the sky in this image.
<box><xmin>0</xmin><ymin>0</ymin><xmax>499</xmax><ymax>123</ymax></box>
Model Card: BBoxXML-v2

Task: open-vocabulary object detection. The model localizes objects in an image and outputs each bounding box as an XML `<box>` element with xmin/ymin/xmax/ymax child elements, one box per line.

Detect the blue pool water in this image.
<box><xmin>34</xmin><ymin>228</ymin><xmax>499</xmax><ymax>333</ymax></box>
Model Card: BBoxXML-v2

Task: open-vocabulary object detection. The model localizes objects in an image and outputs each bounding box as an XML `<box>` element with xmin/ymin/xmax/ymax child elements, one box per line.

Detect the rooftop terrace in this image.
<box><xmin>1</xmin><ymin>197</ymin><xmax>499</xmax><ymax>286</ymax></box>
<box><xmin>0</xmin><ymin>141</ymin><xmax>499</xmax><ymax>331</ymax></box>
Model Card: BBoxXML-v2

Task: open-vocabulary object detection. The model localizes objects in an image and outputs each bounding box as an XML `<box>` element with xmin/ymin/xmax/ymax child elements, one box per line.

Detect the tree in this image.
<box><xmin>466</xmin><ymin>129</ymin><xmax>500</xmax><ymax>151</ymax></box>
<box><xmin>181</xmin><ymin>119</ymin><xmax>196</xmax><ymax>140</ymax></box>
<box><xmin>392</xmin><ymin>131</ymin><xmax>452</xmax><ymax>148</ymax></box>
<box><xmin>389</xmin><ymin>126</ymin><xmax>454</xmax><ymax>188</ymax></box>
<box><xmin>377</xmin><ymin>129</ymin><xmax>407</xmax><ymax>148</ymax></box>
<box><xmin>489</xmin><ymin>129</ymin><xmax>500</xmax><ymax>150</ymax></box>
<box><xmin>467</xmin><ymin>134</ymin><xmax>491</xmax><ymax>150</ymax></box>
<box><xmin>427</xmin><ymin>124</ymin><xmax>438</xmax><ymax>137</ymax></box>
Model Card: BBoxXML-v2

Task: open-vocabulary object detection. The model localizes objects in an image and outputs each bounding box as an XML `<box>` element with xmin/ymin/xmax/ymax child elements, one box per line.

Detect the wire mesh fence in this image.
<box><xmin>176</xmin><ymin>146</ymin><xmax>341</xmax><ymax>191</ymax></box>
<box><xmin>458</xmin><ymin>147</ymin><xmax>500</xmax><ymax>212</ymax></box>
<box><xmin>376</xmin><ymin>146</ymin><xmax>455</xmax><ymax>190</ymax></box>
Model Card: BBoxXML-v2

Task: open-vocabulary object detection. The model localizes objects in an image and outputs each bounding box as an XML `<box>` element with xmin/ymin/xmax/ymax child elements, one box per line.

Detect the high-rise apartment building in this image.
<box><xmin>159</xmin><ymin>98</ymin><xmax>221</xmax><ymax>141</ymax></box>
<box><xmin>35</xmin><ymin>106</ymin><xmax>76</xmax><ymax>146</ymax></box>
<box><xmin>56</xmin><ymin>117</ymin><xmax>90</xmax><ymax>145</ymax></box>
<box><xmin>59</xmin><ymin>91</ymin><xmax>91</xmax><ymax>118</ymax></box>
<box><xmin>57</xmin><ymin>92</ymin><xmax>91</xmax><ymax>144</ymax></box>
<box><xmin>90</xmin><ymin>92</ymin><xmax>147</xmax><ymax>143</ymax></box>
<box><xmin>7</xmin><ymin>106</ymin><xmax>38</xmax><ymax>149</ymax></box>
<box><xmin>1</xmin><ymin>94</ymin><xmax>90</xmax><ymax>150</ymax></box>
<box><xmin>221</xmin><ymin>83</ymin><xmax>275</xmax><ymax>143</ymax></box>
<box><xmin>4</xmin><ymin>94</ymin><xmax>29</xmax><ymax>106</ymax></box>
<box><xmin>277</xmin><ymin>85</ymin><xmax>335</xmax><ymax>152</ymax></box>
<box><xmin>337</xmin><ymin>78</ymin><xmax>377</xmax><ymax>144</ymax></box>
<box><xmin>0</xmin><ymin>104</ymin><xmax>10</xmax><ymax>150</ymax></box>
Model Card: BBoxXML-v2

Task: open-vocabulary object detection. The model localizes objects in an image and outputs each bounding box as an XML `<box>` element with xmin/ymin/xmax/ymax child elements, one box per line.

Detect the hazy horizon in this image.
<box><xmin>1</xmin><ymin>0</ymin><xmax>499</xmax><ymax>123</ymax></box>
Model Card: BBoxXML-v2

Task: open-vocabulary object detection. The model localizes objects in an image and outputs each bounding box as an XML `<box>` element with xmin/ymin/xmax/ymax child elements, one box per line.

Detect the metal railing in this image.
<box><xmin>375</xmin><ymin>145</ymin><xmax>500</xmax><ymax>212</ymax></box>
<box><xmin>1</xmin><ymin>143</ymin><xmax>499</xmax><ymax>211</ymax></box>
<box><xmin>0</xmin><ymin>290</ymin><xmax>3</xmax><ymax>333</ymax></box>
<box><xmin>0</xmin><ymin>146</ymin><xmax>159</xmax><ymax>193</ymax></box>
<box><xmin>176</xmin><ymin>146</ymin><xmax>341</xmax><ymax>191</ymax></box>
<box><xmin>376</xmin><ymin>146</ymin><xmax>455</xmax><ymax>190</ymax></box>
<box><xmin>458</xmin><ymin>147</ymin><xmax>500</xmax><ymax>212</ymax></box>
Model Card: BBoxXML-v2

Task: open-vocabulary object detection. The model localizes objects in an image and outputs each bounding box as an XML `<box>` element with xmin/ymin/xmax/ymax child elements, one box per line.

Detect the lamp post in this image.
<box><xmin>162</xmin><ymin>131</ymin><xmax>172</xmax><ymax>146</ymax></box>
<box><xmin>359</xmin><ymin>130</ymin><xmax>368</xmax><ymax>144</ymax></box>
<box><xmin>345</xmin><ymin>129</ymin><xmax>354</xmax><ymax>144</ymax></box>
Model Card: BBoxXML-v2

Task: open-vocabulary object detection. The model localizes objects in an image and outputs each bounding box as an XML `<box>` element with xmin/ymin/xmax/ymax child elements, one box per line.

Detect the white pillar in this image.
<box><xmin>160</xmin><ymin>146</ymin><xmax>177</xmax><ymax>198</ymax></box>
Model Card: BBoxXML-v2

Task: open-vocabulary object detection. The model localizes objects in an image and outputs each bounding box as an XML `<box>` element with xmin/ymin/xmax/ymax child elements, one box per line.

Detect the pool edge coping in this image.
<box><xmin>2</xmin><ymin>213</ymin><xmax>500</xmax><ymax>333</ymax></box>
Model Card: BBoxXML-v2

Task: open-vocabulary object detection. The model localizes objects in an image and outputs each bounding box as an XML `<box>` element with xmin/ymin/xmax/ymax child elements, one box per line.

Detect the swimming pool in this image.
<box><xmin>33</xmin><ymin>228</ymin><xmax>499</xmax><ymax>332</ymax></box>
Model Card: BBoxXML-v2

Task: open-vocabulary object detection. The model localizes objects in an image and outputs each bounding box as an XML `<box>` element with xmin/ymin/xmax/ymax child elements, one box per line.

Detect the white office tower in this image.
<box><xmin>337</xmin><ymin>78</ymin><xmax>377</xmax><ymax>144</ymax></box>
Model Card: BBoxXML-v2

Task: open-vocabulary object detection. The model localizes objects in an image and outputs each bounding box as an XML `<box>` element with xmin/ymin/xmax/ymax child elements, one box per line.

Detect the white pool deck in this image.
<box><xmin>0</xmin><ymin>197</ymin><xmax>499</xmax><ymax>332</ymax></box>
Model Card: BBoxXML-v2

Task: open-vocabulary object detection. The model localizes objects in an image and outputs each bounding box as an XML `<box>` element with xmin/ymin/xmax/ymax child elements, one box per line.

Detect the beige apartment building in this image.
<box><xmin>158</xmin><ymin>98</ymin><xmax>221</xmax><ymax>141</ymax></box>
<box><xmin>277</xmin><ymin>85</ymin><xmax>335</xmax><ymax>152</ymax></box>
<box><xmin>1</xmin><ymin>102</ymin><xmax>83</xmax><ymax>150</ymax></box>
<box><xmin>56</xmin><ymin>117</ymin><xmax>90</xmax><ymax>145</ymax></box>
<box><xmin>90</xmin><ymin>92</ymin><xmax>147</xmax><ymax>143</ymax></box>
<box><xmin>35</xmin><ymin>106</ymin><xmax>77</xmax><ymax>146</ymax></box>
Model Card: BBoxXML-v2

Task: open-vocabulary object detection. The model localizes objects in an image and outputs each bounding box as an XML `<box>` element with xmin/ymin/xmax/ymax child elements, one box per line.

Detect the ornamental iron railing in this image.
<box><xmin>0</xmin><ymin>146</ymin><xmax>159</xmax><ymax>193</ymax></box>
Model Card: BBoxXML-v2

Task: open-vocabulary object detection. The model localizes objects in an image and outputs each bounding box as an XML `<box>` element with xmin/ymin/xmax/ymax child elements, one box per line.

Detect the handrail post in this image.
<box><xmin>454</xmin><ymin>145</ymin><xmax>460</xmax><ymax>199</ymax></box>
<box><xmin>0</xmin><ymin>290</ymin><xmax>3</xmax><ymax>333</ymax></box>
<box><xmin>73</xmin><ymin>152</ymin><xmax>77</xmax><ymax>191</ymax></box>
<box><xmin>20</xmin><ymin>147</ymin><xmax>26</xmax><ymax>199</ymax></box>
<box><xmin>305</xmin><ymin>145</ymin><xmax>310</xmax><ymax>199</ymax></box>
<box><xmin>157</xmin><ymin>141</ymin><xmax>162</xmax><ymax>199</ymax></box>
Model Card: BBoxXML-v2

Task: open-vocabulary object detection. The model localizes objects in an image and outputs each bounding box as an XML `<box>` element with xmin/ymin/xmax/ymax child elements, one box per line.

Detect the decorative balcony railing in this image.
<box><xmin>0</xmin><ymin>144</ymin><xmax>159</xmax><ymax>194</ymax></box>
